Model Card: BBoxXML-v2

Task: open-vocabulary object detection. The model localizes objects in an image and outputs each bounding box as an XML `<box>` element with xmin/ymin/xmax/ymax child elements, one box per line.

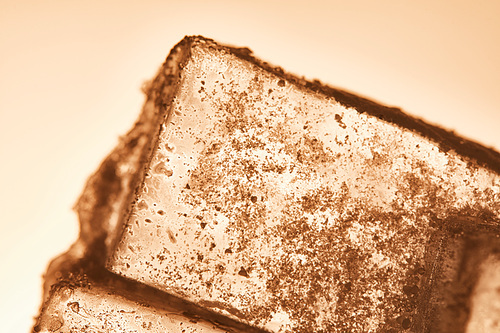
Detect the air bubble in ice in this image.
<box><xmin>165</xmin><ymin>142</ymin><xmax>175</xmax><ymax>152</ymax></box>
<box><xmin>153</xmin><ymin>162</ymin><xmax>173</xmax><ymax>177</ymax></box>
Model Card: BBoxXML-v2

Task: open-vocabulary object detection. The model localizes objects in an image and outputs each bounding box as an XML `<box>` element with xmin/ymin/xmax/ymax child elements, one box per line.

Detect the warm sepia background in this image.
<box><xmin>1</xmin><ymin>1</ymin><xmax>499</xmax><ymax>331</ymax></box>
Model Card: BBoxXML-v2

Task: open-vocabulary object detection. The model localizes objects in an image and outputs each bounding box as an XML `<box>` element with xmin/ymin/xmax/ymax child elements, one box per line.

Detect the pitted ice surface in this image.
<box><xmin>107</xmin><ymin>42</ymin><xmax>500</xmax><ymax>332</ymax></box>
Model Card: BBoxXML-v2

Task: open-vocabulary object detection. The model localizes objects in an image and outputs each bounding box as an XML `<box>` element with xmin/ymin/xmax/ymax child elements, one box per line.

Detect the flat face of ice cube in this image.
<box><xmin>466</xmin><ymin>255</ymin><xmax>500</xmax><ymax>332</ymax></box>
<box><xmin>35</xmin><ymin>284</ymin><xmax>227</xmax><ymax>333</ymax></box>
<box><xmin>107</xmin><ymin>41</ymin><xmax>500</xmax><ymax>332</ymax></box>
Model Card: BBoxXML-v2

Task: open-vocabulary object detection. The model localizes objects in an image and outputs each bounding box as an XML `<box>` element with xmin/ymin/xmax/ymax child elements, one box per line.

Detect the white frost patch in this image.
<box><xmin>370</xmin><ymin>251</ymin><xmax>392</xmax><ymax>270</ymax></box>
<box><xmin>347</xmin><ymin>221</ymin><xmax>365</xmax><ymax>245</ymax></box>
<box><xmin>265</xmin><ymin>308</ymin><xmax>292</xmax><ymax>332</ymax></box>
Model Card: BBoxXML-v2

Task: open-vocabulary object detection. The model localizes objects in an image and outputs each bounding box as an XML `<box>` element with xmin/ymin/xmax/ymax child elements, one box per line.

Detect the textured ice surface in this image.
<box><xmin>105</xmin><ymin>39</ymin><xmax>500</xmax><ymax>332</ymax></box>
<box><xmin>33</xmin><ymin>36</ymin><xmax>500</xmax><ymax>333</ymax></box>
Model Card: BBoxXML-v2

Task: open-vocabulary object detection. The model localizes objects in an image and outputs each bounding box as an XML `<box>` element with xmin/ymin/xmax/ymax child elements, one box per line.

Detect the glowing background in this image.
<box><xmin>0</xmin><ymin>1</ymin><xmax>499</xmax><ymax>331</ymax></box>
